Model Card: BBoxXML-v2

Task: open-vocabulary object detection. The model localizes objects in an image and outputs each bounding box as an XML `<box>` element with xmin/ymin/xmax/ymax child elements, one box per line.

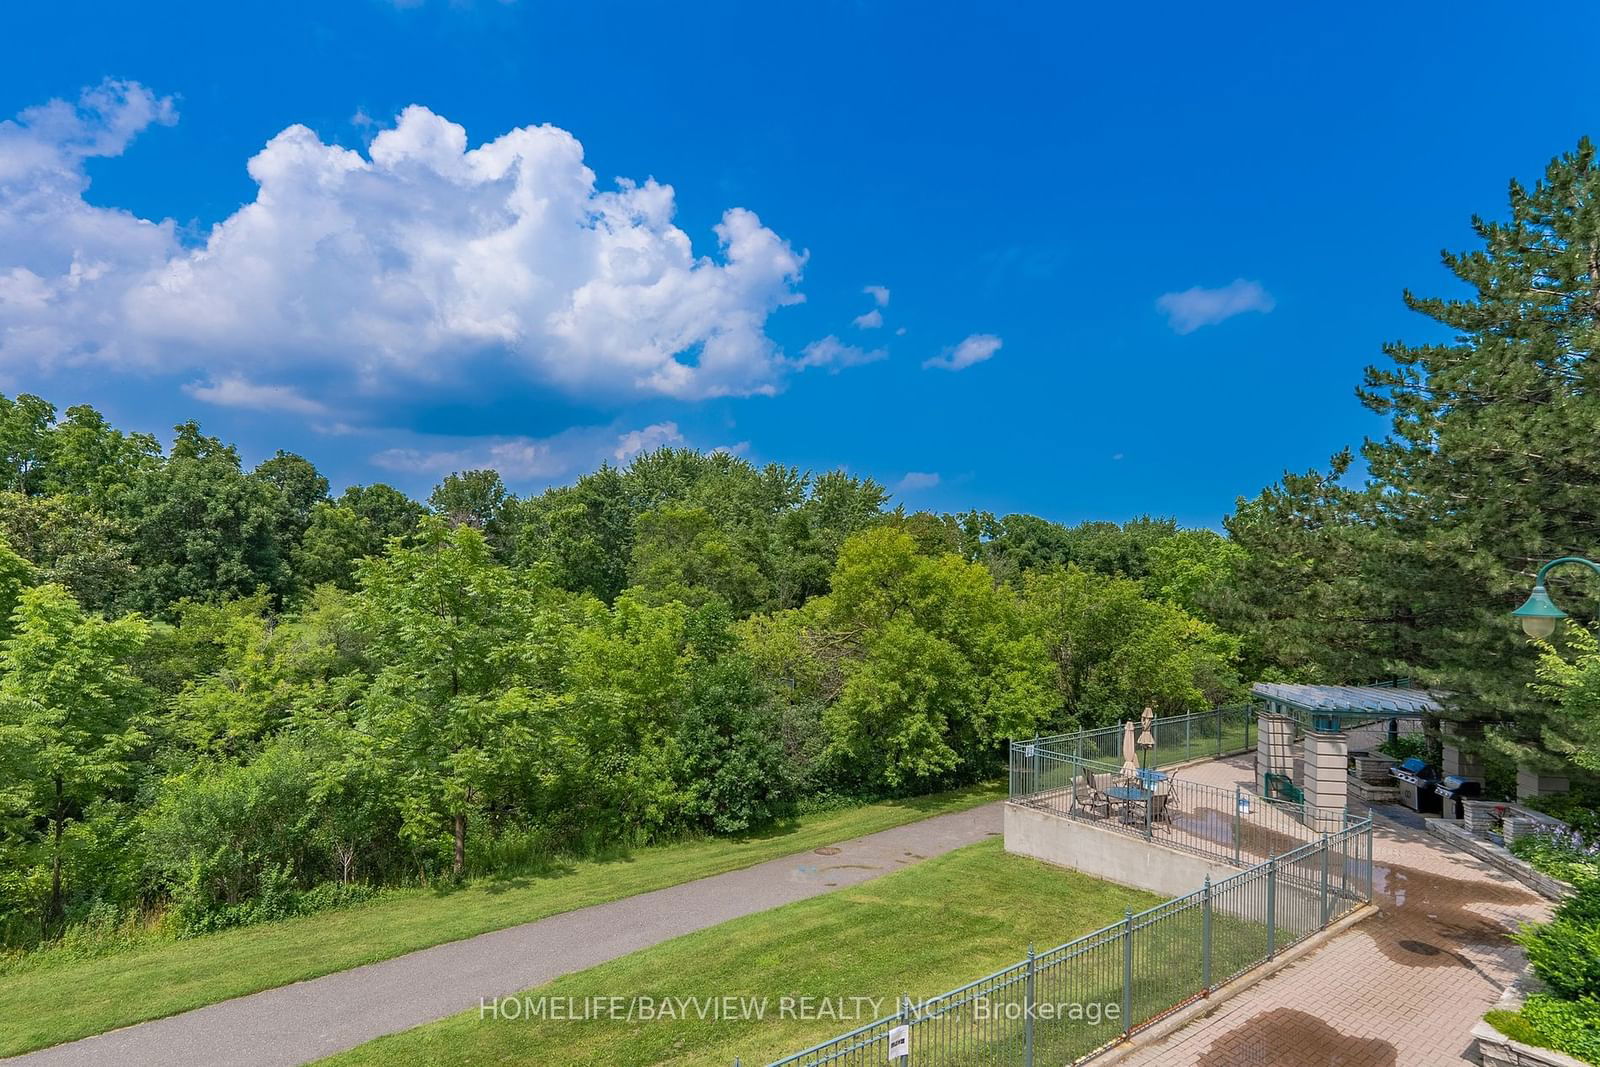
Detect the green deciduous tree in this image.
<box><xmin>351</xmin><ymin>519</ymin><xmax>557</xmax><ymax>875</ymax></box>
<box><xmin>751</xmin><ymin>528</ymin><xmax>1054</xmax><ymax>791</ymax></box>
<box><xmin>1022</xmin><ymin>565</ymin><xmax>1242</xmax><ymax>727</ymax></box>
<box><xmin>0</xmin><ymin>584</ymin><xmax>150</xmax><ymax>934</ymax></box>
<box><xmin>1531</xmin><ymin>624</ymin><xmax>1600</xmax><ymax>774</ymax></box>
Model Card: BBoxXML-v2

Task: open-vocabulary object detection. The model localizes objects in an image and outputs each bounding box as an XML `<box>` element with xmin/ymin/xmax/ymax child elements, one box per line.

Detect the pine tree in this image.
<box><xmin>1355</xmin><ymin>138</ymin><xmax>1600</xmax><ymax>765</ymax></box>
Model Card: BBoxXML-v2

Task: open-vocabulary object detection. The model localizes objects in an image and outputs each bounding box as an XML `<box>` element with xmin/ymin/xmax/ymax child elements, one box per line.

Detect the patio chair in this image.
<box><xmin>1148</xmin><ymin>791</ymin><xmax>1171</xmax><ymax>824</ymax></box>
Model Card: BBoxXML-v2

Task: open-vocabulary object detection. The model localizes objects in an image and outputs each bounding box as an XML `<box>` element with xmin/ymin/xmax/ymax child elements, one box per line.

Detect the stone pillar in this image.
<box><xmin>1441</xmin><ymin>723</ymin><xmax>1484</xmax><ymax>785</ymax></box>
<box><xmin>1256</xmin><ymin>710</ymin><xmax>1295</xmax><ymax>790</ymax></box>
<box><xmin>1302</xmin><ymin>730</ymin><xmax>1349</xmax><ymax>833</ymax></box>
<box><xmin>1517</xmin><ymin>766</ymin><xmax>1570</xmax><ymax>801</ymax></box>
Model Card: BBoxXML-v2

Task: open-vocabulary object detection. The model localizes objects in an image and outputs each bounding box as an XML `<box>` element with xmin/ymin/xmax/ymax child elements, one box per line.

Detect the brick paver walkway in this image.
<box><xmin>1120</xmin><ymin>759</ymin><xmax>1550</xmax><ymax>1067</ymax></box>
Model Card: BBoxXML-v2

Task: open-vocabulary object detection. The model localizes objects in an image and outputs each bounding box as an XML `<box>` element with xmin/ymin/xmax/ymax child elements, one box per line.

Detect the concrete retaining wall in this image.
<box><xmin>1004</xmin><ymin>802</ymin><xmax>1329</xmax><ymax>929</ymax></box>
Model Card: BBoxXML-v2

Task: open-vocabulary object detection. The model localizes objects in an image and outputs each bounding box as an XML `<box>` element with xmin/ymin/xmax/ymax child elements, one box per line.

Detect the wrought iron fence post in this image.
<box><xmin>1201</xmin><ymin>875</ymin><xmax>1213</xmax><ymax>993</ymax></box>
<box><xmin>1217</xmin><ymin>707</ymin><xmax>1224</xmax><ymax>755</ymax></box>
<box><xmin>1266</xmin><ymin>852</ymin><xmax>1278</xmax><ymax>960</ymax></box>
<box><xmin>1340</xmin><ymin>825</ymin><xmax>1350</xmax><ymax>899</ymax></box>
<box><xmin>1233</xmin><ymin>787</ymin><xmax>1242</xmax><ymax>865</ymax></box>
<box><xmin>1144</xmin><ymin>789</ymin><xmax>1153</xmax><ymax>840</ymax></box>
<box><xmin>1024</xmin><ymin>943</ymin><xmax>1036</xmax><ymax>1067</ymax></box>
<box><xmin>1320</xmin><ymin>832</ymin><xmax>1331</xmax><ymax>928</ymax></box>
<box><xmin>1186</xmin><ymin>713</ymin><xmax>1192</xmax><ymax>762</ymax></box>
<box><xmin>1121</xmin><ymin>908</ymin><xmax>1134</xmax><ymax>1033</ymax></box>
<box><xmin>1366</xmin><ymin>821</ymin><xmax>1375</xmax><ymax>901</ymax></box>
<box><xmin>901</xmin><ymin>993</ymin><xmax>912</xmax><ymax>1065</ymax></box>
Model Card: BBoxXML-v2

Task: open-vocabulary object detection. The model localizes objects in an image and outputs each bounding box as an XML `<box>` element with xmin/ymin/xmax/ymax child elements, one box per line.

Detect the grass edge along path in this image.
<box><xmin>318</xmin><ymin>838</ymin><xmax>1167</xmax><ymax>1067</ymax></box>
<box><xmin>0</xmin><ymin>782</ymin><xmax>1001</xmax><ymax>1058</ymax></box>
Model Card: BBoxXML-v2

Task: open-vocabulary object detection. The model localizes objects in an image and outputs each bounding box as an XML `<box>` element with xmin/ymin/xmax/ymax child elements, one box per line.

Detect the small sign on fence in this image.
<box><xmin>887</xmin><ymin>1024</ymin><xmax>909</xmax><ymax>1059</ymax></box>
<box><xmin>1023</xmin><ymin>743</ymin><xmax>1035</xmax><ymax>757</ymax></box>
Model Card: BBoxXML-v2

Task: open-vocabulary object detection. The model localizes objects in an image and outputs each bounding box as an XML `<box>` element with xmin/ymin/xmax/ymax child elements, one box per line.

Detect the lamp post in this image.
<box><xmin>1511</xmin><ymin>556</ymin><xmax>1600</xmax><ymax>639</ymax></box>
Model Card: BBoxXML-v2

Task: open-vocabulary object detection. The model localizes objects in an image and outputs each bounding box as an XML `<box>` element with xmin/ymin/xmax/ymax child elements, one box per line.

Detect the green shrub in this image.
<box><xmin>1526</xmin><ymin>786</ymin><xmax>1600</xmax><ymax>837</ymax></box>
<box><xmin>1559</xmin><ymin>881</ymin><xmax>1600</xmax><ymax>926</ymax></box>
<box><xmin>1520</xmin><ymin>994</ymin><xmax>1600</xmax><ymax>1063</ymax></box>
<box><xmin>1510</xmin><ymin>828</ymin><xmax>1600</xmax><ymax>884</ymax></box>
<box><xmin>1516</xmin><ymin>918</ymin><xmax>1600</xmax><ymax>1002</ymax></box>
<box><xmin>1376</xmin><ymin>733</ymin><xmax>1427</xmax><ymax>761</ymax></box>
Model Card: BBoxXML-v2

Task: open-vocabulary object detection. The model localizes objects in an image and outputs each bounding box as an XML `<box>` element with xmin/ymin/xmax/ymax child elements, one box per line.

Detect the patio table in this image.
<box><xmin>1105</xmin><ymin>784</ymin><xmax>1152</xmax><ymax>824</ymax></box>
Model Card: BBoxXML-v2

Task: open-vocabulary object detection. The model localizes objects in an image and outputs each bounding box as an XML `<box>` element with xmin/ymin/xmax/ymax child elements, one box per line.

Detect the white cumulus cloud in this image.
<box><xmin>852</xmin><ymin>308</ymin><xmax>883</xmax><ymax>329</ymax></box>
<box><xmin>613</xmin><ymin>421</ymin><xmax>685</xmax><ymax>462</ymax></box>
<box><xmin>183</xmin><ymin>375</ymin><xmax>330</xmax><ymax>416</ymax></box>
<box><xmin>372</xmin><ymin>420</ymin><xmax>685</xmax><ymax>483</ymax></box>
<box><xmin>864</xmin><ymin>285</ymin><xmax>890</xmax><ymax>307</ymax></box>
<box><xmin>1156</xmin><ymin>279</ymin><xmax>1274</xmax><ymax>334</ymax></box>
<box><xmin>793</xmin><ymin>335</ymin><xmax>886</xmax><ymax>372</ymax></box>
<box><xmin>895</xmin><ymin>471</ymin><xmax>940</xmax><ymax>491</ymax></box>
<box><xmin>923</xmin><ymin>333</ymin><xmax>1001</xmax><ymax>372</ymax></box>
<box><xmin>1</xmin><ymin>82</ymin><xmax>812</xmax><ymax>401</ymax></box>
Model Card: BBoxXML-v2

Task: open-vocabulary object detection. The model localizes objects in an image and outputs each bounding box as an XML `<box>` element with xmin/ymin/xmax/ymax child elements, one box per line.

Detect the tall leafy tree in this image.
<box><xmin>351</xmin><ymin>519</ymin><xmax>555</xmax><ymax>874</ymax></box>
<box><xmin>1022</xmin><ymin>565</ymin><xmax>1242</xmax><ymax>727</ymax></box>
<box><xmin>748</xmin><ymin>528</ymin><xmax>1054</xmax><ymax>791</ymax></box>
<box><xmin>428</xmin><ymin>469</ymin><xmax>509</xmax><ymax>532</ymax></box>
<box><xmin>0</xmin><ymin>393</ymin><xmax>56</xmax><ymax>496</ymax></box>
<box><xmin>0</xmin><ymin>585</ymin><xmax>150</xmax><ymax>933</ymax></box>
<box><xmin>127</xmin><ymin>423</ymin><xmax>292</xmax><ymax>614</ymax></box>
<box><xmin>508</xmin><ymin>466</ymin><xmax>634</xmax><ymax>602</ymax></box>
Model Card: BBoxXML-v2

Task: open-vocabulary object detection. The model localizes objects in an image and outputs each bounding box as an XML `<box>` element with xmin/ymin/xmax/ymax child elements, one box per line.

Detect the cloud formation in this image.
<box><xmin>1156</xmin><ymin>279</ymin><xmax>1274</xmax><ymax>334</ymax></box>
<box><xmin>895</xmin><ymin>471</ymin><xmax>940</xmax><ymax>491</ymax></box>
<box><xmin>183</xmin><ymin>376</ymin><xmax>330</xmax><ymax>417</ymax></box>
<box><xmin>923</xmin><ymin>333</ymin><xmax>1001</xmax><ymax>372</ymax></box>
<box><xmin>372</xmin><ymin>420</ymin><xmax>682</xmax><ymax>482</ymax></box>
<box><xmin>863</xmin><ymin>285</ymin><xmax>889</xmax><ymax>307</ymax></box>
<box><xmin>1</xmin><ymin>81</ymin><xmax>812</xmax><ymax>401</ymax></box>
<box><xmin>793</xmin><ymin>335</ymin><xmax>886</xmax><ymax>372</ymax></box>
<box><xmin>852</xmin><ymin>308</ymin><xmax>883</xmax><ymax>329</ymax></box>
<box><xmin>612</xmin><ymin>421</ymin><xmax>685</xmax><ymax>462</ymax></box>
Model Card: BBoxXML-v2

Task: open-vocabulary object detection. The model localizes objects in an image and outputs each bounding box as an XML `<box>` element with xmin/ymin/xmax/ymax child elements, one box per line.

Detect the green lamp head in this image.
<box><xmin>1512</xmin><ymin>584</ymin><xmax>1566</xmax><ymax>640</ymax></box>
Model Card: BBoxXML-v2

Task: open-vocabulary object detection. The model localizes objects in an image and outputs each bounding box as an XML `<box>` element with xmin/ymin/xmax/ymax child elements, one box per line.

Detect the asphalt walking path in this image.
<box><xmin>7</xmin><ymin>802</ymin><xmax>1003</xmax><ymax>1067</ymax></box>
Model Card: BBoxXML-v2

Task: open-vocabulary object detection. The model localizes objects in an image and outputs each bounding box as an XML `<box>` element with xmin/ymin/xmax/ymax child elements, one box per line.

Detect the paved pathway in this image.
<box><xmin>6</xmin><ymin>802</ymin><xmax>1003</xmax><ymax>1067</ymax></box>
<box><xmin>1120</xmin><ymin>801</ymin><xmax>1551</xmax><ymax>1066</ymax></box>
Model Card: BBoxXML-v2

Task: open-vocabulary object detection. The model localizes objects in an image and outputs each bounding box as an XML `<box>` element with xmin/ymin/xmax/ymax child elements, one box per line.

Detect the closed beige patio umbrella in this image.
<box><xmin>1120</xmin><ymin>719</ymin><xmax>1138</xmax><ymax>779</ymax></box>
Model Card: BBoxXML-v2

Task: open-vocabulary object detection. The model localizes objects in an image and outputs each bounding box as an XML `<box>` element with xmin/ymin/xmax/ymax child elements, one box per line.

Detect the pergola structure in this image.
<box><xmin>1251</xmin><ymin>683</ymin><xmax>1441</xmax><ymax>830</ymax></box>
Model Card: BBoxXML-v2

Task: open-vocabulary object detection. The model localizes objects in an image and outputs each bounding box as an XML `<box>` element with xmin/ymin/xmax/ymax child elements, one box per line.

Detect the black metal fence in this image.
<box><xmin>760</xmin><ymin>822</ymin><xmax>1373</xmax><ymax>1066</ymax></box>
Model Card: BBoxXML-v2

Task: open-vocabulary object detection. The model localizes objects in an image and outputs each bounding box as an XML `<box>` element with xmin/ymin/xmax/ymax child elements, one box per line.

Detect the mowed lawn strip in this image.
<box><xmin>318</xmin><ymin>837</ymin><xmax>1162</xmax><ymax>1067</ymax></box>
<box><xmin>0</xmin><ymin>783</ymin><xmax>1000</xmax><ymax>1058</ymax></box>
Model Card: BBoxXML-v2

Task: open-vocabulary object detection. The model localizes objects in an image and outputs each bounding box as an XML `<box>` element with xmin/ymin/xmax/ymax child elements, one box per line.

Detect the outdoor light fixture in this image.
<box><xmin>1512</xmin><ymin>556</ymin><xmax>1600</xmax><ymax>639</ymax></box>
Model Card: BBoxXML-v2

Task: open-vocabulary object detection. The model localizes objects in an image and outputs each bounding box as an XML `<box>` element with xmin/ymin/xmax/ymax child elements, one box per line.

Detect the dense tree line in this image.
<box><xmin>0</xmin><ymin>401</ymin><xmax>1244</xmax><ymax>952</ymax></box>
<box><xmin>11</xmin><ymin>140</ymin><xmax>1596</xmax><ymax>959</ymax></box>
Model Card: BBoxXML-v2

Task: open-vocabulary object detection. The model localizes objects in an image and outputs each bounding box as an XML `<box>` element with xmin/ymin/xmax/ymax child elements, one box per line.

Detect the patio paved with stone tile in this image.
<box><xmin>1118</xmin><ymin>756</ymin><xmax>1551</xmax><ymax>1067</ymax></box>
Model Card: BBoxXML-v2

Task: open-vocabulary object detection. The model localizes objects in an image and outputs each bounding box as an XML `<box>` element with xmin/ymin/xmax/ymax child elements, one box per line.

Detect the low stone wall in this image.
<box><xmin>1424</xmin><ymin>818</ymin><xmax>1575</xmax><ymax>902</ymax></box>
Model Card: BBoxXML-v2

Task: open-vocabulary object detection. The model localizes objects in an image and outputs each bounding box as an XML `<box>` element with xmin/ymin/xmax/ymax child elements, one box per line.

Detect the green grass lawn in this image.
<box><xmin>0</xmin><ymin>782</ymin><xmax>1000</xmax><ymax>1058</ymax></box>
<box><xmin>319</xmin><ymin>838</ymin><xmax>1166</xmax><ymax>1067</ymax></box>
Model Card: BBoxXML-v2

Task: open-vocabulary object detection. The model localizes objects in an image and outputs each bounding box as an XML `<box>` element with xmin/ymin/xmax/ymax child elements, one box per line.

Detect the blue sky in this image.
<box><xmin>3</xmin><ymin>1</ymin><xmax>1598</xmax><ymax>527</ymax></box>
